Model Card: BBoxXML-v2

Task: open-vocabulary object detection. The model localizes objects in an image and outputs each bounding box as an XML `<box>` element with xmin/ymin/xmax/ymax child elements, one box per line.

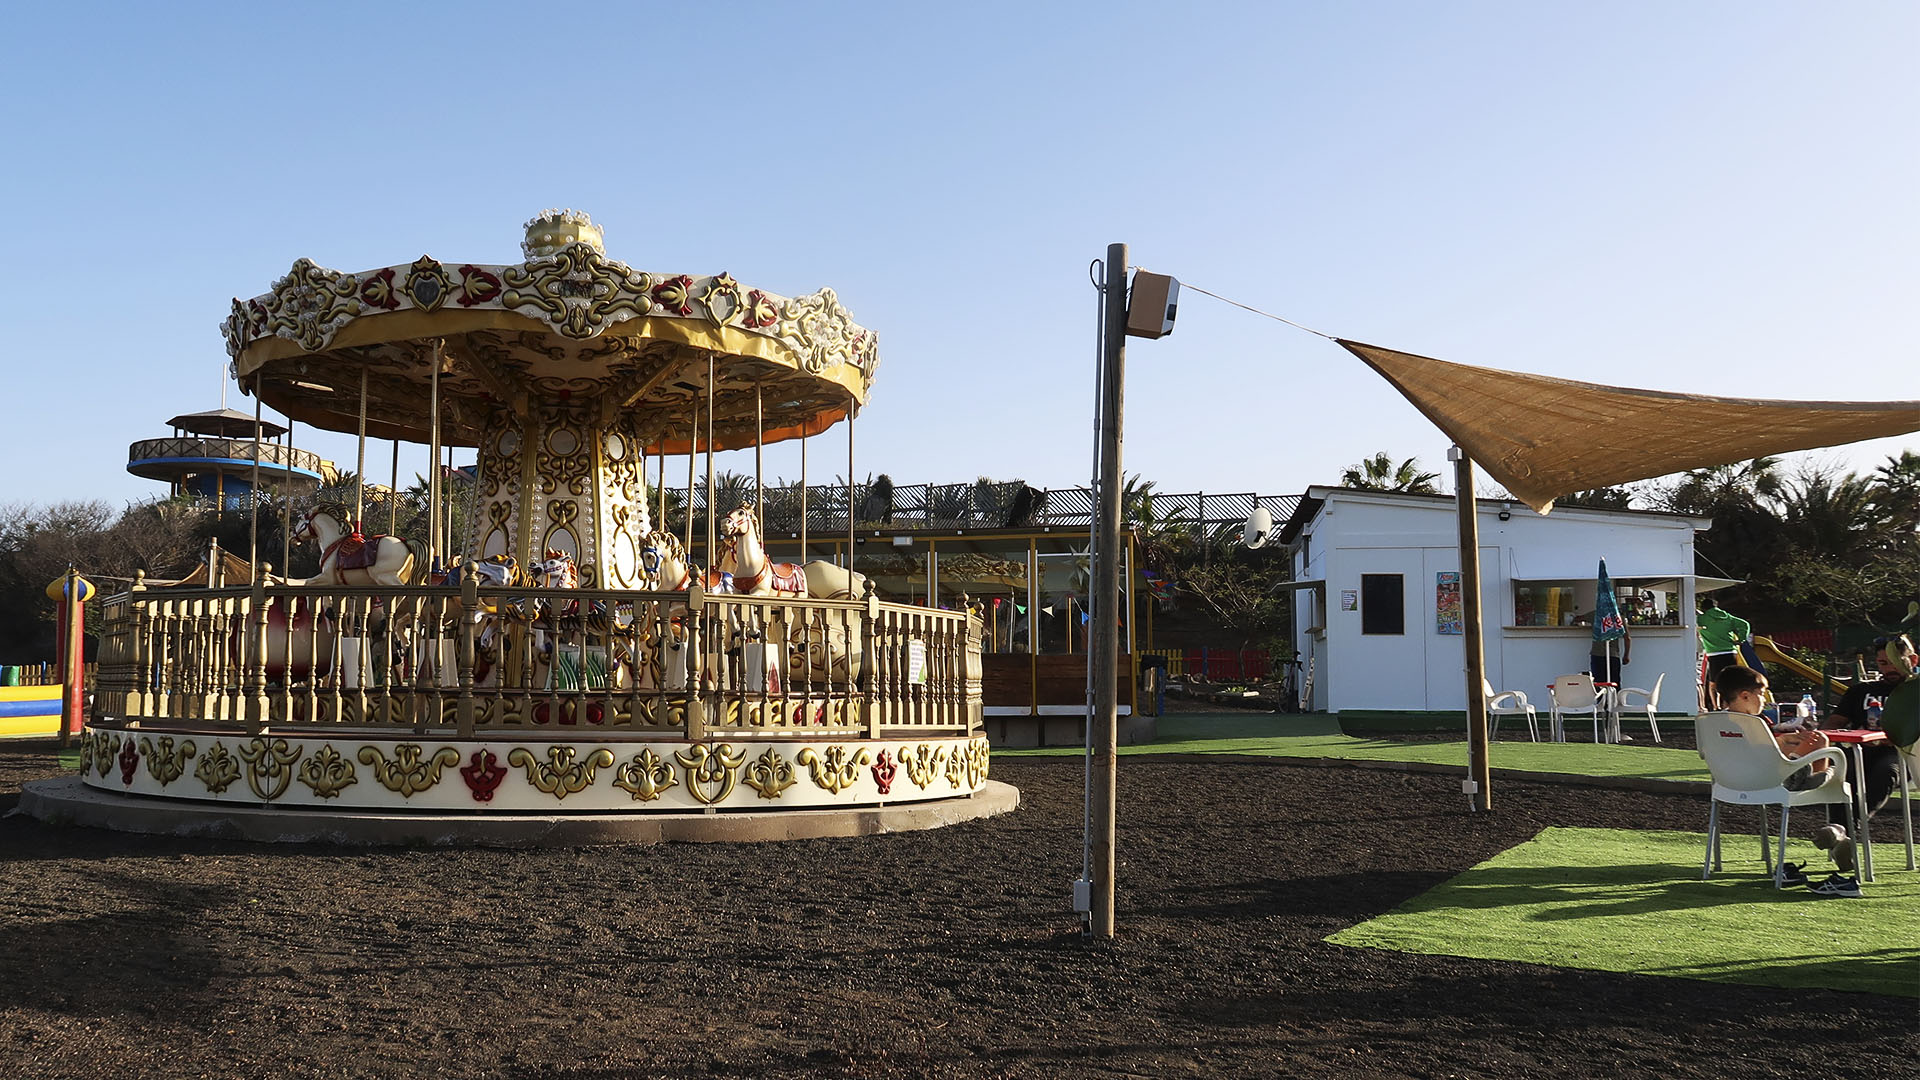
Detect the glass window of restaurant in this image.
<box><xmin>931</xmin><ymin>538</ymin><xmax>1033</xmax><ymax>653</ymax></box>
<box><xmin>1512</xmin><ymin>577</ymin><xmax>1684</xmax><ymax>627</ymax></box>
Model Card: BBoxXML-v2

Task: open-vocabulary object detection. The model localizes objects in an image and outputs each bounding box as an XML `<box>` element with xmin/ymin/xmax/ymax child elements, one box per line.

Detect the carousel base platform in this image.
<box><xmin>16</xmin><ymin>777</ymin><xmax>1020</xmax><ymax>847</ymax></box>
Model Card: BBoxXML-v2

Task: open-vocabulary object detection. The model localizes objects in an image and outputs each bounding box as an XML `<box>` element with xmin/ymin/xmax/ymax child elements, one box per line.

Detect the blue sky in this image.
<box><xmin>2</xmin><ymin>2</ymin><xmax>1914</xmax><ymax>510</ymax></box>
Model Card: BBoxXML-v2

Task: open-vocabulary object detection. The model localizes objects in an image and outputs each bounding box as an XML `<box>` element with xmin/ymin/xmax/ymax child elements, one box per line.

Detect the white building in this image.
<box><xmin>1280</xmin><ymin>488</ymin><xmax>1714</xmax><ymax>716</ymax></box>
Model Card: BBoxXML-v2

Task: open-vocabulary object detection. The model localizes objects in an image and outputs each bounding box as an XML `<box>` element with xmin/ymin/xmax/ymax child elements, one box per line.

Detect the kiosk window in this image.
<box><xmin>1361</xmin><ymin>574</ymin><xmax>1405</xmax><ymax>635</ymax></box>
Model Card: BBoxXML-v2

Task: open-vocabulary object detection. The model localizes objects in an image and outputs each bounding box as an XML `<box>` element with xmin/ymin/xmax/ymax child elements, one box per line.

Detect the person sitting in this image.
<box><xmin>1717</xmin><ymin>665</ymin><xmax>1856</xmax><ymax>895</ymax></box>
<box><xmin>1716</xmin><ymin>665</ymin><xmax>1832</xmax><ymax>791</ymax></box>
<box><xmin>1819</xmin><ymin>633</ymin><xmax>1911</xmax><ymax>822</ymax></box>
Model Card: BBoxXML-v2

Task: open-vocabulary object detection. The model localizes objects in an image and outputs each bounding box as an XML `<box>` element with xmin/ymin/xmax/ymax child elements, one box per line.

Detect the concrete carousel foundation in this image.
<box><xmin>18</xmin><ymin>776</ymin><xmax>1019</xmax><ymax>847</ymax></box>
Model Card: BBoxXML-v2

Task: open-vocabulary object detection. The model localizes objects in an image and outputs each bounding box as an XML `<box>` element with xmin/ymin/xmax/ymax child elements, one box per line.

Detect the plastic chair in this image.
<box><xmin>1483</xmin><ymin>679</ymin><xmax>1538</xmax><ymax>741</ymax></box>
<box><xmin>1614</xmin><ymin>672</ymin><xmax>1665</xmax><ymax>744</ymax></box>
<box><xmin>1696</xmin><ymin>712</ymin><xmax>1853</xmax><ymax>888</ymax></box>
<box><xmin>1546</xmin><ymin>673</ymin><xmax>1604</xmax><ymax>743</ymax></box>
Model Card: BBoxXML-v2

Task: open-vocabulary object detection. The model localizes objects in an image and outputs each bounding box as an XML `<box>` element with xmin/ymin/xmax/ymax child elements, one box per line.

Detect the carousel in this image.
<box><xmin>42</xmin><ymin>212</ymin><xmax>1007</xmax><ymax>843</ymax></box>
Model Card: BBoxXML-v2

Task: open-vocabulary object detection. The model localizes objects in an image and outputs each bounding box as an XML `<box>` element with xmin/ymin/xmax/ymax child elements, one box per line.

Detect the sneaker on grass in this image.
<box><xmin>1808</xmin><ymin>874</ymin><xmax>1863</xmax><ymax>899</ymax></box>
<box><xmin>1777</xmin><ymin>862</ymin><xmax>1811</xmax><ymax>888</ymax></box>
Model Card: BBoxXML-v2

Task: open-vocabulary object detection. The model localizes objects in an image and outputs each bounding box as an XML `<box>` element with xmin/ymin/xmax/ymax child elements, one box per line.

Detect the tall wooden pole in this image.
<box><xmin>1090</xmin><ymin>242</ymin><xmax>1127</xmax><ymax>939</ymax></box>
<box><xmin>1453</xmin><ymin>446</ymin><xmax>1493</xmax><ymax>811</ymax></box>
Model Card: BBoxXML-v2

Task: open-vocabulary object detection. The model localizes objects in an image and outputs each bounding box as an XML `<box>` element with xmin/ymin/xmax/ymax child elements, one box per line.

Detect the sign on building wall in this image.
<box><xmin>1435</xmin><ymin>571</ymin><xmax>1463</xmax><ymax>635</ymax></box>
<box><xmin>1340</xmin><ymin>589</ymin><xmax>1358</xmax><ymax>612</ymax></box>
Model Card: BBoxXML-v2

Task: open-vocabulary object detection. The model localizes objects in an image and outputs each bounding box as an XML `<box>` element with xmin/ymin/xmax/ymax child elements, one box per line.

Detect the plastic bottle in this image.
<box><xmin>1799</xmin><ymin>694</ymin><xmax>1816</xmax><ymax>724</ymax></box>
<box><xmin>1866</xmin><ymin>695</ymin><xmax>1883</xmax><ymax>729</ymax></box>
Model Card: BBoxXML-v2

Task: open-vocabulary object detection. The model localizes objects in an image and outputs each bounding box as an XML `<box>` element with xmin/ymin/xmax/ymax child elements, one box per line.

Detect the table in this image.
<box><xmin>1823</xmin><ymin>729</ymin><xmax>1916</xmax><ymax>882</ymax></box>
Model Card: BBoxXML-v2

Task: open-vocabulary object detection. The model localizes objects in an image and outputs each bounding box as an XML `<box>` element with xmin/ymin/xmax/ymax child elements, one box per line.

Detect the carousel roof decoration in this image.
<box><xmin>221</xmin><ymin>210</ymin><xmax>880</xmax><ymax>453</ymax></box>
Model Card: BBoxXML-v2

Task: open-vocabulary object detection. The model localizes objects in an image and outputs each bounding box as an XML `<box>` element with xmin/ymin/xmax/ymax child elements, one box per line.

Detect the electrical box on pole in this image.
<box><xmin>1125</xmin><ymin>271</ymin><xmax>1179</xmax><ymax>339</ymax></box>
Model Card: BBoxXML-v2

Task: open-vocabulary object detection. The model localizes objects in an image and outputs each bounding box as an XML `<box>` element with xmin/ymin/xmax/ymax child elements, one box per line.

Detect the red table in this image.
<box><xmin>1823</xmin><ymin>729</ymin><xmax>1916</xmax><ymax>881</ymax></box>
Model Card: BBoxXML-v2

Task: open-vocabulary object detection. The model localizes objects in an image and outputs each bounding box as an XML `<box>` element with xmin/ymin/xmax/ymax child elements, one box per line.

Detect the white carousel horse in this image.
<box><xmin>529</xmin><ymin>550</ymin><xmax>643</xmax><ymax>691</ymax></box>
<box><xmin>717</xmin><ymin>501</ymin><xmax>868</xmax><ymax>599</ymax></box>
<box><xmin>291</xmin><ymin>506</ymin><xmax>423</xmax><ymax>587</ymax></box>
<box><xmin>714</xmin><ymin>503</ymin><xmax>867</xmax><ymax>685</ymax></box>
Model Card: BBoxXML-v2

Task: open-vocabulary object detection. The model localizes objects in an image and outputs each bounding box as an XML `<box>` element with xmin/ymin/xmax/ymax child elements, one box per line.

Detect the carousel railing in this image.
<box><xmin>91</xmin><ymin>573</ymin><xmax>982</xmax><ymax>741</ymax></box>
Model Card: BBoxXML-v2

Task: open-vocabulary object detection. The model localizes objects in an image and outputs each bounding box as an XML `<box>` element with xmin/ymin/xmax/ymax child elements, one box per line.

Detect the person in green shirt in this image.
<box><xmin>1698</xmin><ymin>597</ymin><xmax>1751</xmax><ymax>708</ymax></box>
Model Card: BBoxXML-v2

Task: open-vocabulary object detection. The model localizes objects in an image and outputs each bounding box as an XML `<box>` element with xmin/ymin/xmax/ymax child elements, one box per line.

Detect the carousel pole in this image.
<box><xmin>389</xmin><ymin>440</ymin><xmax>400</xmax><ymax>537</ymax></box>
<box><xmin>847</xmin><ymin>390</ymin><xmax>856</xmax><ymax>569</ymax></box>
<box><xmin>705</xmin><ymin>352</ymin><xmax>717</xmax><ymax>566</ymax></box>
<box><xmin>249</xmin><ymin>387</ymin><xmax>262</xmax><ymax>580</ymax></box>
<box><xmin>445</xmin><ymin>441</ymin><xmax>457</xmax><ymax>563</ymax></box>
<box><xmin>754</xmin><ymin>379</ymin><xmax>764</xmax><ymax>524</ymax></box>
<box><xmin>354</xmin><ymin>366</ymin><xmax>369</xmax><ymax>529</ymax></box>
<box><xmin>428</xmin><ymin>340</ymin><xmax>443</xmax><ymax>569</ymax></box>
<box><xmin>685</xmin><ymin>406</ymin><xmax>696</xmax><ymax>558</ymax></box>
<box><xmin>800</xmin><ymin>432</ymin><xmax>809</xmax><ymax>562</ymax></box>
<box><xmin>282</xmin><ymin>421</ymin><xmax>294</xmax><ymax>576</ymax></box>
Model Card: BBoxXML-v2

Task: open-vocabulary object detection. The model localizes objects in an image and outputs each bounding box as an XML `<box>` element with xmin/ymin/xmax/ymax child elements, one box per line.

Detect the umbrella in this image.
<box><xmin>1592</xmin><ymin>558</ymin><xmax>1628</xmax><ymax>738</ymax></box>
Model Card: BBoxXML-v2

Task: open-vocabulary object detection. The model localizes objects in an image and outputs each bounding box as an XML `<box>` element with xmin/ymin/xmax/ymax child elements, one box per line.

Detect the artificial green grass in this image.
<box><xmin>1330</xmin><ymin>826</ymin><xmax>1920</xmax><ymax>998</ymax></box>
<box><xmin>998</xmin><ymin>713</ymin><xmax>1713</xmax><ymax>784</ymax></box>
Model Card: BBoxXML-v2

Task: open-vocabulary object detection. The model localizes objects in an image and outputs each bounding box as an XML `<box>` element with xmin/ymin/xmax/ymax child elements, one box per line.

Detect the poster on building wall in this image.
<box><xmin>1435</xmin><ymin>571</ymin><xmax>1463</xmax><ymax>635</ymax></box>
<box><xmin>1340</xmin><ymin>589</ymin><xmax>1358</xmax><ymax>611</ymax></box>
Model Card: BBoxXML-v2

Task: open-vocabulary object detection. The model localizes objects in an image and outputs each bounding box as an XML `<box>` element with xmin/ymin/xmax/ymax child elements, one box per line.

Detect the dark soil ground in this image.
<box><xmin>1</xmin><ymin>737</ymin><xmax>1914</xmax><ymax>1079</ymax></box>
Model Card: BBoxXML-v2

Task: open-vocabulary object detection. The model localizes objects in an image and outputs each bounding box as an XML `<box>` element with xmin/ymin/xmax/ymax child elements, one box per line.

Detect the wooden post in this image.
<box><xmin>863</xmin><ymin>577</ymin><xmax>881</xmax><ymax>739</ymax></box>
<box><xmin>684</xmin><ymin>583</ymin><xmax>706</xmax><ymax>741</ymax></box>
<box><xmin>1089</xmin><ymin>242</ymin><xmax>1127</xmax><ymax>939</ymax></box>
<box><xmin>1453</xmin><ymin>447</ymin><xmax>1493</xmax><ymax>811</ymax></box>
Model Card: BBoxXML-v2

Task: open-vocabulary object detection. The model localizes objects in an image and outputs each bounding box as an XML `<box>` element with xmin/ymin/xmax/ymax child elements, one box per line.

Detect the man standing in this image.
<box><xmin>1698</xmin><ymin>596</ymin><xmax>1751</xmax><ymax>709</ymax></box>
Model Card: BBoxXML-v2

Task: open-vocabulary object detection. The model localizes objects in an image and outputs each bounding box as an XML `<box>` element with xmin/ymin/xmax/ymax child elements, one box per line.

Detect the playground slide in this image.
<box><xmin>1749</xmin><ymin>636</ymin><xmax>1851</xmax><ymax>699</ymax></box>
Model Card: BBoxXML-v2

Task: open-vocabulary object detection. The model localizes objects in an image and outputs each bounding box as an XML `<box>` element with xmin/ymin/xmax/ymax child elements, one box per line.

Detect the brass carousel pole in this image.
<box><xmin>389</xmin><ymin>440</ymin><xmax>400</xmax><ymax>537</ymax></box>
<box><xmin>847</xmin><ymin>390</ymin><xmax>856</xmax><ymax>570</ymax></box>
<box><xmin>800</xmin><ymin>431</ymin><xmax>809</xmax><ymax>562</ymax></box>
<box><xmin>754</xmin><ymin>379</ymin><xmax>764</xmax><ymax>523</ymax></box>
<box><xmin>428</xmin><ymin>341</ymin><xmax>443</xmax><ymax>570</ymax></box>
<box><xmin>354</xmin><ymin>367</ymin><xmax>369</xmax><ymax>528</ymax></box>
<box><xmin>249</xmin><ymin>387</ymin><xmax>262</xmax><ymax>580</ymax></box>
<box><xmin>705</xmin><ymin>352</ymin><xmax>717</xmax><ymax>566</ymax></box>
<box><xmin>684</xmin><ymin>405</ymin><xmax>696</xmax><ymax>558</ymax></box>
<box><xmin>282</xmin><ymin>420</ymin><xmax>294</xmax><ymax>575</ymax></box>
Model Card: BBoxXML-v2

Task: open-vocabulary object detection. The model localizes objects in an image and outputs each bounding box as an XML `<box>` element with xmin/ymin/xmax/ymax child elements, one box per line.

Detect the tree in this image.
<box><xmin>1872</xmin><ymin>450</ymin><xmax>1920</xmax><ymax>534</ymax></box>
<box><xmin>1340</xmin><ymin>452</ymin><xmax>1440</xmax><ymax>494</ymax></box>
<box><xmin>1559</xmin><ymin>486</ymin><xmax>1637</xmax><ymax>510</ymax></box>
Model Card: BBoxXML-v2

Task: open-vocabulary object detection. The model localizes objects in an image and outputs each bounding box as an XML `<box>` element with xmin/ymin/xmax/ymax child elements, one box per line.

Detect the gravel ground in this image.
<box><xmin>1</xmin><ymin>737</ymin><xmax>1914</xmax><ymax>1079</ymax></box>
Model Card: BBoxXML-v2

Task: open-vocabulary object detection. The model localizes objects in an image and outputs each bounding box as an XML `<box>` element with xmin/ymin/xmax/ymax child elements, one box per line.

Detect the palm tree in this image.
<box><xmin>1340</xmin><ymin>452</ymin><xmax>1440</xmax><ymax>494</ymax></box>
<box><xmin>1663</xmin><ymin>457</ymin><xmax>1787</xmax><ymax>516</ymax></box>
<box><xmin>1872</xmin><ymin>450</ymin><xmax>1920</xmax><ymax>533</ymax></box>
<box><xmin>1778</xmin><ymin>465</ymin><xmax>1885</xmax><ymax>562</ymax></box>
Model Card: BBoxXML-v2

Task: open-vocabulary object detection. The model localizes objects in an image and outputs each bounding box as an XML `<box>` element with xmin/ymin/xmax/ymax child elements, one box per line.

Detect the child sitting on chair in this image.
<box><xmin>1715</xmin><ymin>665</ymin><xmax>1831</xmax><ymax>789</ymax></box>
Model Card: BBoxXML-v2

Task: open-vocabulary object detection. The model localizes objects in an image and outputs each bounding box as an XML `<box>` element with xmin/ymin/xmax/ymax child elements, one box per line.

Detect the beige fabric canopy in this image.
<box><xmin>1340</xmin><ymin>340</ymin><xmax>1920</xmax><ymax>513</ymax></box>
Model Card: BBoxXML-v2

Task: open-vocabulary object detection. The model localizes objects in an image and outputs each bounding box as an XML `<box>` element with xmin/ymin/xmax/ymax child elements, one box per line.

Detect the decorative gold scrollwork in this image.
<box><xmin>612</xmin><ymin>748</ymin><xmax>677</xmax><ymax>801</ymax></box>
<box><xmin>942</xmin><ymin>745</ymin><xmax>968</xmax><ymax>790</ymax></box>
<box><xmin>357</xmin><ymin>744</ymin><xmax>462</xmax><ymax>797</ymax></box>
<box><xmin>742</xmin><ymin>748</ymin><xmax>797</xmax><ymax>800</ymax></box>
<box><xmin>239</xmin><ymin>737</ymin><xmax>303</xmax><ymax>801</ymax></box>
<box><xmin>194</xmin><ymin>742</ymin><xmax>241</xmax><ymax>794</ymax></box>
<box><xmin>93</xmin><ymin>733</ymin><xmax>116</xmax><ymax>778</ymax></box>
<box><xmin>967</xmin><ymin>738</ymin><xmax>991</xmax><ymax>786</ymax></box>
<box><xmin>507</xmin><ymin>745</ymin><xmax>616</xmax><ymax>800</ymax></box>
<box><xmin>796</xmin><ymin>745</ymin><xmax>872</xmax><ymax>795</ymax></box>
<box><xmin>674</xmin><ymin>743</ymin><xmax>745</xmax><ymax>805</ymax></box>
<box><xmin>897</xmin><ymin>744</ymin><xmax>945</xmax><ymax>790</ymax></box>
<box><xmin>139</xmin><ymin>736</ymin><xmax>196</xmax><ymax>787</ymax></box>
<box><xmin>298</xmin><ymin>745</ymin><xmax>359</xmax><ymax>800</ymax></box>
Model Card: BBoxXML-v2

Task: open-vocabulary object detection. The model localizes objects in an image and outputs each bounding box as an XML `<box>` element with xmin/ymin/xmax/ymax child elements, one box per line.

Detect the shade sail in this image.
<box><xmin>1339</xmin><ymin>340</ymin><xmax>1920</xmax><ymax>513</ymax></box>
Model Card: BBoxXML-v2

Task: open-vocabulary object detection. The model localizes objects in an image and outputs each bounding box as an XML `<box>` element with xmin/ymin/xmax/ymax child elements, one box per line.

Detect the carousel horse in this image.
<box><xmin>445</xmin><ymin>555</ymin><xmax>535</xmax><ymax>688</ymax></box>
<box><xmin>717</xmin><ymin>501</ymin><xmax>869</xmax><ymax>599</ymax></box>
<box><xmin>714</xmin><ymin>503</ymin><xmax>867</xmax><ymax>685</ymax></box>
<box><xmin>291</xmin><ymin>506</ymin><xmax>425</xmax><ymax>587</ymax></box>
<box><xmin>529</xmin><ymin>550</ymin><xmax>643</xmax><ymax>690</ymax></box>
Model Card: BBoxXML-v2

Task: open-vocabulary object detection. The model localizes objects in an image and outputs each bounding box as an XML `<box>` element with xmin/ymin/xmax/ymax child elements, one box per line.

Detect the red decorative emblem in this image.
<box><xmin>652</xmin><ymin>275</ymin><xmax>695</xmax><ymax>316</ymax></box>
<box><xmin>456</xmin><ymin>265</ymin><xmax>503</xmax><ymax>307</ymax></box>
<box><xmin>742</xmin><ymin>289</ymin><xmax>778</xmax><ymax>328</ymax></box>
<box><xmin>460</xmin><ymin>749</ymin><xmax>505</xmax><ymax>802</ymax></box>
<box><xmin>118</xmin><ymin>738</ymin><xmax>140</xmax><ymax>785</ymax></box>
<box><xmin>359</xmin><ymin>268</ymin><xmax>399</xmax><ymax>311</ymax></box>
<box><xmin>871</xmin><ymin>750</ymin><xmax>896</xmax><ymax>795</ymax></box>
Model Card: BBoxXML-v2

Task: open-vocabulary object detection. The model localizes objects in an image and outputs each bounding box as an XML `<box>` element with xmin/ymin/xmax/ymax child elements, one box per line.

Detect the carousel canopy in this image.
<box><xmin>223</xmin><ymin>211</ymin><xmax>879</xmax><ymax>453</ymax></box>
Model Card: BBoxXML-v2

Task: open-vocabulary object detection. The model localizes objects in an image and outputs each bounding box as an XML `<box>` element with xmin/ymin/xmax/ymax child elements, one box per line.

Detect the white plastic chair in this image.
<box><xmin>1483</xmin><ymin>679</ymin><xmax>1538</xmax><ymax>742</ymax></box>
<box><xmin>1547</xmin><ymin>673</ymin><xmax>1604</xmax><ymax>743</ymax></box>
<box><xmin>1696</xmin><ymin>712</ymin><xmax>1852</xmax><ymax>888</ymax></box>
<box><xmin>1614</xmin><ymin>672</ymin><xmax>1665</xmax><ymax>744</ymax></box>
